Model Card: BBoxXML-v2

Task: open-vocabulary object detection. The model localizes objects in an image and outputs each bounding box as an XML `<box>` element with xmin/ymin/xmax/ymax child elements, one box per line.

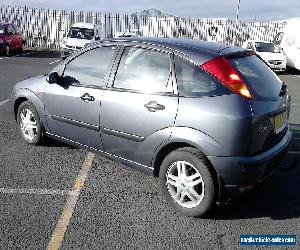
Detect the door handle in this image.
<box><xmin>80</xmin><ymin>93</ymin><xmax>95</xmax><ymax>102</ymax></box>
<box><xmin>144</xmin><ymin>101</ymin><xmax>165</xmax><ymax>112</ymax></box>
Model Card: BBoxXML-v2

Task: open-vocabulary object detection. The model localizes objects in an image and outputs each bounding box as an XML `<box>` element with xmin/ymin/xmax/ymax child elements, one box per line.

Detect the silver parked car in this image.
<box><xmin>12</xmin><ymin>38</ymin><xmax>292</xmax><ymax>217</ymax></box>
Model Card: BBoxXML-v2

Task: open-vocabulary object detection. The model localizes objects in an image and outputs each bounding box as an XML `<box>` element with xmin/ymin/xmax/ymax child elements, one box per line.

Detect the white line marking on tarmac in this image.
<box><xmin>47</xmin><ymin>152</ymin><xmax>95</xmax><ymax>250</ymax></box>
<box><xmin>0</xmin><ymin>187</ymin><xmax>78</xmax><ymax>196</ymax></box>
<box><xmin>0</xmin><ymin>57</ymin><xmax>8</xmax><ymax>60</ymax></box>
<box><xmin>0</xmin><ymin>99</ymin><xmax>10</xmax><ymax>106</ymax></box>
<box><xmin>49</xmin><ymin>59</ymin><xmax>61</xmax><ymax>65</ymax></box>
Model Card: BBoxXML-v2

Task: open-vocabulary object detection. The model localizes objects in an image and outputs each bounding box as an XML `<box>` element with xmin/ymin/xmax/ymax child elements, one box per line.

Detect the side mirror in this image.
<box><xmin>46</xmin><ymin>72</ymin><xmax>60</xmax><ymax>84</ymax></box>
<box><xmin>275</xmin><ymin>46</ymin><xmax>283</xmax><ymax>53</ymax></box>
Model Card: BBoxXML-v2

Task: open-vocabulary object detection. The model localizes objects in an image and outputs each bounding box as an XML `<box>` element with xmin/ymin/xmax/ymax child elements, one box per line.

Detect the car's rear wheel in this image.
<box><xmin>20</xmin><ymin>42</ymin><xmax>25</xmax><ymax>53</ymax></box>
<box><xmin>159</xmin><ymin>147</ymin><xmax>215</xmax><ymax>217</ymax></box>
<box><xmin>17</xmin><ymin>101</ymin><xmax>44</xmax><ymax>145</ymax></box>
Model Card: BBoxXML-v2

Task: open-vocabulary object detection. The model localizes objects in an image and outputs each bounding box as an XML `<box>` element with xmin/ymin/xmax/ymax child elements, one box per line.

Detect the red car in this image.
<box><xmin>0</xmin><ymin>23</ymin><xmax>25</xmax><ymax>56</ymax></box>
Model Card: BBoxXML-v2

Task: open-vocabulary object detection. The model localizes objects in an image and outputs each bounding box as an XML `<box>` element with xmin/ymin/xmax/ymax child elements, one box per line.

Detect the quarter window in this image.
<box><xmin>174</xmin><ymin>56</ymin><xmax>230</xmax><ymax>97</ymax></box>
<box><xmin>113</xmin><ymin>47</ymin><xmax>171</xmax><ymax>93</ymax></box>
<box><xmin>63</xmin><ymin>47</ymin><xmax>115</xmax><ymax>87</ymax></box>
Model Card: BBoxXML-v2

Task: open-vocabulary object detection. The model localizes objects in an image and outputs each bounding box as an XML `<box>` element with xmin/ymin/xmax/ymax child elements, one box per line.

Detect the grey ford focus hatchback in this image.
<box><xmin>12</xmin><ymin>37</ymin><xmax>292</xmax><ymax>217</ymax></box>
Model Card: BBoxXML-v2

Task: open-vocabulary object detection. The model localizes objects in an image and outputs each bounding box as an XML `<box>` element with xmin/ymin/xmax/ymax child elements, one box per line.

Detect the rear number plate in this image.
<box><xmin>274</xmin><ymin>111</ymin><xmax>288</xmax><ymax>134</ymax></box>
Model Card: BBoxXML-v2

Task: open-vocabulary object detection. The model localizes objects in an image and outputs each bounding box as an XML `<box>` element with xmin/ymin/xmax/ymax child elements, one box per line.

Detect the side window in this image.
<box><xmin>7</xmin><ymin>25</ymin><xmax>15</xmax><ymax>35</ymax></box>
<box><xmin>13</xmin><ymin>24</ymin><xmax>20</xmax><ymax>33</ymax></box>
<box><xmin>174</xmin><ymin>56</ymin><xmax>230</xmax><ymax>97</ymax></box>
<box><xmin>63</xmin><ymin>46</ymin><xmax>115</xmax><ymax>86</ymax></box>
<box><xmin>113</xmin><ymin>47</ymin><xmax>172</xmax><ymax>93</ymax></box>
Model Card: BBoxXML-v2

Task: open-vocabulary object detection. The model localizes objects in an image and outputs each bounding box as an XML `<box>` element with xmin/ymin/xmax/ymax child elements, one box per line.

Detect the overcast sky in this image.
<box><xmin>1</xmin><ymin>0</ymin><xmax>300</xmax><ymax>21</ymax></box>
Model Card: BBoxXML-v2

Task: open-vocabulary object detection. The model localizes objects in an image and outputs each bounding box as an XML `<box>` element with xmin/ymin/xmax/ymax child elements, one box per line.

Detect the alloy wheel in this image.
<box><xmin>166</xmin><ymin>160</ymin><xmax>205</xmax><ymax>208</ymax></box>
<box><xmin>19</xmin><ymin>108</ymin><xmax>38</xmax><ymax>141</ymax></box>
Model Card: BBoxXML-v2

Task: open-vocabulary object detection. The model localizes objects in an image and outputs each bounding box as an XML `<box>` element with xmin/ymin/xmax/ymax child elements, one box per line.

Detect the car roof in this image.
<box><xmin>246</xmin><ymin>40</ymin><xmax>274</xmax><ymax>44</ymax></box>
<box><xmin>0</xmin><ymin>22</ymin><xmax>12</xmax><ymax>27</ymax></box>
<box><xmin>72</xmin><ymin>22</ymin><xmax>95</xmax><ymax>29</ymax></box>
<box><xmin>99</xmin><ymin>37</ymin><xmax>245</xmax><ymax>65</ymax></box>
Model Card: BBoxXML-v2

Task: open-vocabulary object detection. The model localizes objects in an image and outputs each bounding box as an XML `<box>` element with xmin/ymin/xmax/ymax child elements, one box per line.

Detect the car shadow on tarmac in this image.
<box><xmin>211</xmin><ymin>123</ymin><xmax>300</xmax><ymax>220</ymax></box>
<box><xmin>43</xmin><ymin>137</ymin><xmax>76</xmax><ymax>149</ymax></box>
<box><xmin>17</xmin><ymin>50</ymin><xmax>61</xmax><ymax>59</ymax></box>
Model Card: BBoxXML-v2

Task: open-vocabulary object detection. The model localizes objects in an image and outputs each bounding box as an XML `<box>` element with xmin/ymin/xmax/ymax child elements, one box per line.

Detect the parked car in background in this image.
<box><xmin>242</xmin><ymin>40</ymin><xmax>286</xmax><ymax>72</ymax></box>
<box><xmin>12</xmin><ymin>37</ymin><xmax>291</xmax><ymax>217</ymax></box>
<box><xmin>273</xmin><ymin>18</ymin><xmax>300</xmax><ymax>71</ymax></box>
<box><xmin>114</xmin><ymin>31</ymin><xmax>140</xmax><ymax>38</ymax></box>
<box><xmin>0</xmin><ymin>22</ymin><xmax>25</xmax><ymax>56</ymax></box>
<box><xmin>60</xmin><ymin>22</ymin><xmax>102</xmax><ymax>58</ymax></box>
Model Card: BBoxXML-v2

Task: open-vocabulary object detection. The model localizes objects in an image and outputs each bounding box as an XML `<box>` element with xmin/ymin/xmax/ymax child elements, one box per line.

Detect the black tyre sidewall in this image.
<box><xmin>17</xmin><ymin>101</ymin><xmax>43</xmax><ymax>145</ymax></box>
<box><xmin>159</xmin><ymin>148</ymin><xmax>215</xmax><ymax>217</ymax></box>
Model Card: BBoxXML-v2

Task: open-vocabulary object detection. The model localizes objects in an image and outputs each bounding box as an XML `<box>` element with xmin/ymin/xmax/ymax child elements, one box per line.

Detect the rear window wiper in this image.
<box><xmin>279</xmin><ymin>82</ymin><xmax>287</xmax><ymax>97</ymax></box>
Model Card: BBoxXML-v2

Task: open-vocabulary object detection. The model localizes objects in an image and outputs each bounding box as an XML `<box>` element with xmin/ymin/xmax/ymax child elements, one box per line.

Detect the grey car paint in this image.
<box><xmin>12</xmin><ymin>37</ymin><xmax>292</xmax><ymax>200</ymax></box>
<box><xmin>43</xmin><ymin>84</ymin><xmax>104</xmax><ymax>150</ymax></box>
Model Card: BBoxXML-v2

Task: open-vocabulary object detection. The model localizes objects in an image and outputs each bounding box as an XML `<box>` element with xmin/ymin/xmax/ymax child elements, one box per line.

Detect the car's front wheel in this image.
<box><xmin>17</xmin><ymin>101</ymin><xmax>44</xmax><ymax>145</ymax></box>
<box><xmin>159</xmin><ymin>147</ymin><xmax>215</xmax><ymax>217</ymax></box>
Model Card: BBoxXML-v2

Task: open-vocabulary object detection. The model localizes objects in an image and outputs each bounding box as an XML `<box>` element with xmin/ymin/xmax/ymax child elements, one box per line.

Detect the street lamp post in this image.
<box><xmin>233</xmin><ymin>0</ymin><xmax>241</xmax><ymax>46</ymax></box>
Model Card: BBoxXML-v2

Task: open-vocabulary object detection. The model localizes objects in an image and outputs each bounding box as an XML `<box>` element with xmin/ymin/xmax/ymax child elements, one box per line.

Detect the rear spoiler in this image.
<box><xmin>219</xmin><ymin>47</ymin><xmax>256</xmax><ymax>59</ymax></box>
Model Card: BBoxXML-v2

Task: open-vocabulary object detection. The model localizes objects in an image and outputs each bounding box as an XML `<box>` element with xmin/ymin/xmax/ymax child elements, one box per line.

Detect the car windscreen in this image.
<box><xmin>67</xmin><ymin>27</ymin><xmax>94</xmax><ymax>40</ymax></box>
<box><xmin>0</xmin><ymin>25</ymin><xmax>4</xmax><ymax>34</ymax></box>
<box><xmin>254</xmin><ymin>42</ymin><xmax>276</xmax><ymax>52</ymax></box>
<box><xmin>229</xmin><ymin>55</ymin><xmax>283</xmax><ymax>100</ymax></box>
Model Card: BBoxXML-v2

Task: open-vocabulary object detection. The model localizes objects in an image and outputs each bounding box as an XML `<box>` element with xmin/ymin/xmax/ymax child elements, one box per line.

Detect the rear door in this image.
<box><xmin>229</xmin><ymin>54</ymin><xmax>291</xmax><ymax>154</ymax></box>
<box><xmin>44</xmin><ymin>46</ymin><xmax>117</xmax><ymax>150</ymax></box>
<box><xmin>12</xmin><ymin>24</ymin><xmax>23</xmax><ymax>48</ymax></box>
<box><xmin>7</xmin><ymin>24</ymin><xmax>18</xmax><ymax>49</ymax></box>
<box><xmin>99</xmin><ymin>46</ymin><xmax>178</xmax><ymax>166</ymax></box>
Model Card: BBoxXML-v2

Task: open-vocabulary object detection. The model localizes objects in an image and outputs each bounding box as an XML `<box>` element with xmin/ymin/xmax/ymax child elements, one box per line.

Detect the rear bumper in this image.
<box><xmin>209</xmin><ymin>127</ymin><xmax>292</xmax><ymax>197</ymax></box>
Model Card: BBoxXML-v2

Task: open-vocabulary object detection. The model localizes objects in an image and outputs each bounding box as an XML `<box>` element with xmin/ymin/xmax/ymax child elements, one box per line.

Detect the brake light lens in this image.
<box><xmin>201</xmin><ymin>56</ymin><xmax>253</xmax><ymax>99</ymax></box>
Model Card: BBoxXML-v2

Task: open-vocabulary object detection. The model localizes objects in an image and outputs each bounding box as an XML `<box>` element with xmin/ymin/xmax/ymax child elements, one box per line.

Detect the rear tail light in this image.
<box><xmin>201</xmin><ymin>56</ymin><xmax>253</xmax><ymax>100</ymax></box>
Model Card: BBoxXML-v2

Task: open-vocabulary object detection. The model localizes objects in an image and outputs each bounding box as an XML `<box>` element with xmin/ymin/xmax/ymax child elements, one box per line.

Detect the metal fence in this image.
<box><xmin>0</xmin><ymin>5</ymin><xmax>286</xmax><ymax>49</ymax></box>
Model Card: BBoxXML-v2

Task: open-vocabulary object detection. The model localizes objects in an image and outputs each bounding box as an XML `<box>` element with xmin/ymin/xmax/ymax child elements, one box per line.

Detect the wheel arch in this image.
<box><xmin>14</xmin><ymin>96</ymin><xmax>28</xmax><ymax>121</ymax></box>
<box><xmin>13</xmin><ymin>89</ymin><xmax>48</xmax><ymax>131</ymax></box>
<box><xmin>152</xmin><ymin>140</ymin><xmax>222</xmax><ymax>205</ymax></box>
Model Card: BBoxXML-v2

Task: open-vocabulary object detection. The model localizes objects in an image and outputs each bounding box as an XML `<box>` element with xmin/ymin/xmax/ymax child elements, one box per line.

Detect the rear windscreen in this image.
<box><xmin>229</xmin><ymin>55</ymin><xmax>283</xmax><ymax>99</ymax></box>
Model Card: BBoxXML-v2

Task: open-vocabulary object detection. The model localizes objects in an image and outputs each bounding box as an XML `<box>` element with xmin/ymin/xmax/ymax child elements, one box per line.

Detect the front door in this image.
<box><xmin>100</xmin><ymin>46</ymin><xmax>178</xmax><ymax>166</ymax></box>
<box><xmin>44</xmin><ymin>46</ymin><xmax>116</xmax><ymax>150</ymax></box>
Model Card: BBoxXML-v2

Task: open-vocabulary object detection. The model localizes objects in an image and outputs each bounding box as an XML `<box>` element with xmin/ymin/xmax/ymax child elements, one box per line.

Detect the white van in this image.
<box><xmin>60</xmin><ymin>22</ymin><xmax>102</xmax><ymax>58</ymax></box>
<box><xmin>273</xmin><ymin>18</ymin><xmax>300</xmax><ymax>70</ymax></box>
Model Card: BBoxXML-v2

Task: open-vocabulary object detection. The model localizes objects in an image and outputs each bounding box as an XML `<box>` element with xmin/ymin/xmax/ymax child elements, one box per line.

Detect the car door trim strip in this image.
<box><xmin>51</xmin><ymin>115</ymin><xmax>99</xmax><ymax>131</ymax></box>
<box><xmin>100</xmin><ymin>126</ymin><xmax>145</xmax><ymax>142</ymax></box>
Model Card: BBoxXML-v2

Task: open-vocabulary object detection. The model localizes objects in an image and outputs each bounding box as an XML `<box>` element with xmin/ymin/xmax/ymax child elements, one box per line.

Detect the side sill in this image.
<box><xmin>46</xmin><ymin>132</ymin><xmax>154</xmax><ymax>175</ymax></box>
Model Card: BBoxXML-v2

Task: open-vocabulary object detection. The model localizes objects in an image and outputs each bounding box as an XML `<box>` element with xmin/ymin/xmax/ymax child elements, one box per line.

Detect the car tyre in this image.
<box><xmin>19</xmin><ymin>42</ymin><xmax>25</xmax><ymax>53</ymax></box>
<box><xmin>159</xmin><ymin>147</ymin><xmax>215</xmax><ymax>217</ymax></box>
<box><xmin>17</xmin><ymin>101</ymin><xmax>44</xmax><ymax>145</ymax></box>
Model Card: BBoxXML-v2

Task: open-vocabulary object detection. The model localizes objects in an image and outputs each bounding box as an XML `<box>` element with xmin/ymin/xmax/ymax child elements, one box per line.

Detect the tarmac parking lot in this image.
<box><xmin>0</xmin><ymin>50</ymin><xmax>300</xmax><ymax>249</ymax></box>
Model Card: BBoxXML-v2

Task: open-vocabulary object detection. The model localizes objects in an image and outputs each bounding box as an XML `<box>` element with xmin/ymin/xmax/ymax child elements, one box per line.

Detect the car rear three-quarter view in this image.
<box><xmin>11</xmin><ymin>37</ymin><xmax>292</xmax><ymax>217</ymax></box>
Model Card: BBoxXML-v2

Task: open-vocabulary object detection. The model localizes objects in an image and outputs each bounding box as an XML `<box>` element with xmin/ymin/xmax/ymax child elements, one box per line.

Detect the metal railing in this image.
<box><xmin>0</xmin><ymin>5</ymin><xmax>286</xmax><ymax>49</ymax></box>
